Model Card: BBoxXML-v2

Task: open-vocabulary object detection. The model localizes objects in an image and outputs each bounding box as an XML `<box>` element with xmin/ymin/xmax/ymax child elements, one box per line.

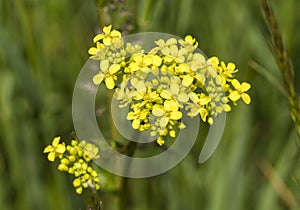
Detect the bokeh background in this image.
<box><xmin>1</xmin><ymin>0</ymin><xmax>300</xmax><ymax>209</ymax></box>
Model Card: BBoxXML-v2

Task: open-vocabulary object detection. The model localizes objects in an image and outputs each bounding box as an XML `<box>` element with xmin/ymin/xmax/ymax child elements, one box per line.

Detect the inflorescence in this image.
<box><xmin>44</xmin><ymin>25</ymin><xmax>251</xmax><ymax>194</ymax></box>
<box><xmin>88</xmin><ymin>25</ymin><xmax>251</xmax><ymax>146</ymax></box>
<box><xmin>43</xmin><ymin>137</ymin><xmax>100</xmax><ymax>194</ymax></box>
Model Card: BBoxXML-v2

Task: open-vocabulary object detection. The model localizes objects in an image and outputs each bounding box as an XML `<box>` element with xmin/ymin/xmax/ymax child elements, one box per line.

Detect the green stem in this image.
<box><xmin>118</xmin><ymin>141</ymin><xmax>137</xmax><ymax>210</ymax></box>
<box><xmin>261</xmin><ymin>0</ymin><xmax>300</xmax><ymax>137</ymax></box>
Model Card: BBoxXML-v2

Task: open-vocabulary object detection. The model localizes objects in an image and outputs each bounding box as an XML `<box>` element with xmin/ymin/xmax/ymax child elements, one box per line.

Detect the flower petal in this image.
<box><xmin>182</xmin><ymin>75</ymin><xmax>194</xmax><ymax>87</ymax></box>
<box><xmin>93</xmin><ymin>34</ymin><xmax>104</xmax><ymax>43</ymax></box>
<box><xmin>103</xmin><ymin>25</ymin><xmax>112</xmax><ymax>34</ymax></box>
<box><xmin>157</xmin><ymin>137</ymin><xmax>165</xmax><ymax>146</ymax></box>
<box><xmin>164</xmin><ymin>100</ymin><xmax>178</xmax><ymax>112</ymax></box>
<box><xmin>88</xmin><ymin>47</ymin><xmax>97</xmax><ymax>55</ymax></box>
<box><xmin>170</xmin><ymin>111</ymin><xmax>182</xmax><ymax>120</ymax></box>
<box><xmin>241</xmin><ymin>93</ymin><xmax>251</xmax><ymax>104</ymax></box>
<box><xmin>160</xmin><ymin>90</ymin><xmax>172</xmax><ymax>100</ymax></box>
<box><xmin>100</xmin><ymin>60</ymin><xmax>109</xmax><ymax>72</ymax></box>
<box><xmin>109</xmin><ymin>64</ymin><xmax>121</xmax><ymax>74</ymax></box>
<box><xmin>152</xmin><ymin>108</ymin><xmax>165</xmax><ymax>117</ymax></box>
<box><xmin>170</xmin><ymin>83</ymin><xmax>180</xmax><ymax>95</ymax></box>
<box><xmin>132</xmin><ymin>119</ymin><xmax>140</xmax><ymax>129</ymax></box>
<box><xmin>241</xmin><ymin>82</ymin><xmax>251</xmax><ymax>92</ymax></box>
<box><xmin>56</xmin><ymin>144</ymin><xmax>66</xmax><ymax>154</ymax></box>
<box><xmin>177</xmin><ymin>93</ymin><xmax>189</xmax><ymax>103</ymax></box>
<box><xmin>92</xmin><ymin>73</ymin><xmax>104</xmax><ymax>85</ymax></box>
<box><xmin>159</xmin><ymin>116</ymin><xmax>169</xmax><ymax>127</ymax></box>
<box><xmin>110</xmin><ymin>30</ymin><xmax>121</xmax><ymax>37</ymax></box>
<box><xmin>52</xmin><ymin>136</ymin><xmax>61</xmax><ymax>147</ymax></box>
<box><xmin>47</xmin><ymin>152</ymin><xmax>56</xmax><ymax>162</ymax></box>
<box><xmin>229</xmin><ymin>91</ymin><xmax>241</xmax><ymax>101</ymax></box>
<box><xmin>43</xmin><ymin>145</ymin><xmax>53</xmax><ymax>153</ymax></box>
<box><xmin>199</xmin><ymin>108</ymin><xmax>208</xmax><ymax>122</ymax></box>
<box><xmin>231</xmin><ymin>79</ymin><xmax>241</xmax><ymax>90</ymax></box>
<box><xmin>105</xmin><ymin>76</ymin><xmax>115</xmax><ymax>89</ymax></box>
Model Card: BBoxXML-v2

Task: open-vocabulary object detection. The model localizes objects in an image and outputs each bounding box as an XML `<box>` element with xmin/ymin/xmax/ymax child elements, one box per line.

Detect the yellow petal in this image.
<box><xmin>159</xmin><ymin>116</ymin><xmax>169</xmax><ymax>127</ymax></box>
<box><xmin>227</xmin><ymin>62</ymin><xmax>236</xmax><ymax>71</ymax></box>
<box><xmin>199</xmin><ymin>94</ymin><xmax>211</xmax><ymax>105</ymax></box>
<box><xmin>224</xmin><ymin>104</ymin><xmax>231</xmax><ymax>112</ymax></box>
<box><xmin>208</xmin><ymin>56</ymin><xmax>219</xmax><ymax>67</ymax></box>
<box><xmin>47</xmin><ymin>152</ymin><xmax>56</xmax><ymax>162</ymax></box>
<box><xmin>177</xmin><ymin>93</ymin><xmax>189</xmax><ymax>103</ymax></box>
<box><xmin>160</xmin><ymin>90</ymin><xmax>172</xmax><ymax>100</ymax></box>
<box><xmin>188</xmin><ymin>92</ymin><xmax>199</xmax><ymax>104</ymax></box>
<box><xmin>73</xmin><ymin>178</ymin><xmax>81</xmax><ymax>188</ymax></box>
<box><xmin>135</xmin><ymin>81</ymin><xmax>146</xmax><ymax>92</ymax></box>
<box><xmin>105</xmin><ymin>76</ymin><xmax>115</xmax><ymax>89</ymax></box>
<box><xmin>182</xmin><ymin>75</ymin><xmax>194</xmax><ymax>86</ymax></box>
<box><xmin>169</xmin><ymin>130</ymin><xmax>176</xmax><ymax>138</ymax></box>
<box><xmin>241</xmin><ymin>82</ymin><xmax>251</xmax><ymax>92</ymax></box>
<box><xmin>76</xmin><ymin>187</ymin><xmax>83</xmax><ymax>195</ymax></box>
<box><xmin>103</xmin><ymin>37</ymin><xmax>112</xmax><ymax>46</ymax></box>
<box><xmin>127</xmin><ymin>112</ymin><xmax>135</xmax><ymax>120</ymax></box>
<box><xmin>88</xmin><ymin>47</ymin><xmax>97</xmax><ymax>55</ymax></box>
<box><xmin>164</xmin><ymin>100</ymin><xmax>178</xmax><ymax>112</ymax></box>
<box><xmin>152</xmin><ymin>55</ymin><xmax>162</xmax><ymax>66</ymax></box>
<box><xmin>229</xmin><ymin>91</ymin><xmax>241</xmax><ymax>101</ymax></box>
<box><xmin>152</xmin><ymin>108</ymin><xmax>165</xmax><ymax>117</ymax></box>
<box><xmin>170</xmin><ymin>83</ymin><xmax>180</xmax><ymax>95</ymax></box>
<box><xmin>132</xmin><ymin>119</ymin><xmax>140</xmax><ymax>129</ymax></box>
<box><xmin>110</xmin><ymin>30</ymin><xmax>121</xmax><ymax>37</ymax></box>
<box><xmin>170</xmin><ymin>111</ymin><xmax>182</xmax><ymax>120</ymax></box>
<box><xmin>166</xmin><ymin>38</ymin><xmax>177</xmax><ymax>45</ymax></box>
<box><xmin>103</xmin><ymin>25</ymin><xmax>112</xmax><ymax>34</ymax></box>
<box><xmin>52</xmin><ymin>136</ymin><xmax>61</xmax><ymax>147</ymax></box>
<box><xmin>92</xmin><ymin>73</ymin><xmax>104</xmax><ymax>85</ymax></box>
<box><xmin>199</xmin><ymin>108</ymin><xmax>208</xmax><ymax>122</ymax></box>
<box><xmin>56</xmin><ymin>144</ymin><xmax>66</xmax><ymax>154</ymax></box>
<box><xmin>195</xmin><ymin>74</ymin><xmax>205</xmax><ymax>84</ymax></box>
<box><xmin>43</xmin><ymin>145</ymin><xmax>53</xmax><ymax>153</ymax></box>
<box><xmin>157</xmin><ymin>137</ymin><xmax>165</xmax><ymax>146</ymax></box>
<box><xmin>241</xmin><ymin>93</ymin><xmax>251</xmax><ymax>104</ymax></box>
<box><xmin>231</xmin><ymin>79</ymin><xmax>241</xmax><ymax>90</ymax></box>
<box><xmin>93</xmin><ymin>34</ymin><xmax>104</xmax><ymax>43</ymax></box>
<box><xmin>109</xmin><ymin>64</ymin><xmax>121</xmax><ymax>74</ymax></box>
<box><xmin>100</xmin><ymin>60</ymin><xmax>109</xmax><ymax>72</ymax></box>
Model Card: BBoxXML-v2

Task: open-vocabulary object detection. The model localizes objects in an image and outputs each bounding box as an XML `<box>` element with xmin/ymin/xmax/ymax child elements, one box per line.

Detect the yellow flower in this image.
<box><xmin>83</xmin><ymin>143</ymin><xmax>100</xmax><ymax>160</ymax></box>
<box><xmin>43</xmin><ymin>136</ymin><xmax>66</xmax><ymax>162</ymax></box>
<box><xmin>157</xmin><ymin>137</ymin><xmax>165</xmax><ymax>146</ymax></box>
<box><xmin>127</xmin><ymin>105</ymin><xmax>149</xmax><ymax>130</ymax></box>
<box><xmin>178</xmin><ymin>35</ymin><xmax>198</xmax><ymax>52</ymax></box>
<box><xmin>93</xmin><ymin>59</ymin><xmax>121</xmax><ymax>89</ymax></box>
<box><xmin>163</xmin><ymin>44</ymin><xmax>187</xmax><ymax>63</ymax></box>
<box><xmin>229</xmin><ymin>79</ymin><xmax>251</xmax><ymax>104</ymax></box>
<box><xmin>93</xmin><ymin>25</ymin><xmax>121</xmax><ymax>46</ymax></box>
<box><xmin>154</xmin><ymin>38</ymin><xmax>177</xmax><ymax>54</ymax></box>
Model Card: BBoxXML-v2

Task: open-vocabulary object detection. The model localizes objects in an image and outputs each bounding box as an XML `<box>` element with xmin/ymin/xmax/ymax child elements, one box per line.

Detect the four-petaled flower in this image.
<box><xmin>93</xmin><ymin>59</ymin><xmax>121</xmax><ymax>89</ymax></box>
<box><xmin>93</xmin><ymin>25</ymin><xmax>121</xmax><ymax>46</ymax></box>
<box><xmin>43</xmin><ymin>136</ymin><xmax>66</xmax><ymax>162</ymax></box>
<box><xmin>229</xmin><ymin>79</ymin><xmax>251</xmax><ymax>104</ymax></box>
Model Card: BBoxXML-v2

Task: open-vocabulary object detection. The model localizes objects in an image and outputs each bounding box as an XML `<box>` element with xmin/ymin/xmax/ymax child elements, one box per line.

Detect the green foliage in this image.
<box><xmin>0</xmin><ymin>0</ymin><xmax>300</xmax><ymax>209</ymax></box>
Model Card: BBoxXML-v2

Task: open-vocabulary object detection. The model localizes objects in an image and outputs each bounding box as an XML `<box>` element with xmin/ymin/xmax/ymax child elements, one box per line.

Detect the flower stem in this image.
<box><xmin>118</xmin><ymin>141</ymin><xmax>137</xmax><ymax>210</ymax></box>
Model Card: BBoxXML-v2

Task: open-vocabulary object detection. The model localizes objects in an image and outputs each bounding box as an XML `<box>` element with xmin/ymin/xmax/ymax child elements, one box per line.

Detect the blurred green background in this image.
<box><xmin>1</xmin><ymin>0</ymin><xmax>300</xmax><ymax>209</ymax></box>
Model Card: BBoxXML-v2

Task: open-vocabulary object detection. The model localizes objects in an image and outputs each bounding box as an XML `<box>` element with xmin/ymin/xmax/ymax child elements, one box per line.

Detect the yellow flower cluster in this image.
<box><xmin>43</xmin><ymin>137</ymin><xmax>100</xmax><ymax>194</ymax></box>
<box><xmin>89</xmin><ymin>25</ymin><xmax>251</xmax><ymax>146</ymax></box>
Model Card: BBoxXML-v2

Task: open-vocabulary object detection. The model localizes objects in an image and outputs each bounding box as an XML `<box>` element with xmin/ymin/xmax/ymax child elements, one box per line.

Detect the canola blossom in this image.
<box><xmin>44</xmin><ymin>25</ymin><xmax>251</xmax><ymax>193</ymax></box>
<box><xmin>44</xmin><ymin>138</ymin><xmax>100</xmax><ymax>194</ymax></box>
<box><xmin>88</xmin><ymin>25</ymin><xmax>251</xmax><ymax>146</ymax></box>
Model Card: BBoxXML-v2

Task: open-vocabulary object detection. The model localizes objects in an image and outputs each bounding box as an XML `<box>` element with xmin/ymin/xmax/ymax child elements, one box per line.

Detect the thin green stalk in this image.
<box><xmin>93</xmin><ymin>2</ymin><xmax>138</xmax><ymax>210</ymax></box>
<box><xmin>261</xmin><ymin>0</ymin><xmax>300</xmax><ymax>137</ymax></box>
<box><xmin>118</xmin><ymin>141</ymin><xmax>138</xmax><ymax>210</ymax></box>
